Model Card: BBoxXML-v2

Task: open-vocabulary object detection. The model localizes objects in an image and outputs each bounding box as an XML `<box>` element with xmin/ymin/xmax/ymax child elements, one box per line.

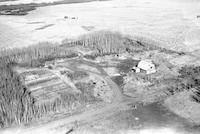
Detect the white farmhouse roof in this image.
<box><xmin>137</xmin><ymin>60</ymin><xmax>156</xmax><ymax>74</ymax></box>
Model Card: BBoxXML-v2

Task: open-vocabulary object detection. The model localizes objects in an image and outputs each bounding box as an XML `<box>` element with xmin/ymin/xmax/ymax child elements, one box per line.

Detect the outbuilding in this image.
<box><xmin>133</xmin><ymin>60</ymin><xmax>156</xmax><ymax>74</ymax></box>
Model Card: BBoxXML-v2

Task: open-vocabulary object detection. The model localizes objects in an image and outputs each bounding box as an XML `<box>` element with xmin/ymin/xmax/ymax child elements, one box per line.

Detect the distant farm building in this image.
<box><xmin>132</xmin><ymin>60</ymin><xmax>156</xmax><ymax>74</ymax></box>
<box><xmin>64</xmin><ymin>16</ymin><xmax>68</xmax><ymax>19</ymax></box>
<box><xmin>64</xmin><ymin>16</ymin><xmax>78</xmax><ymax>20</ymax></box>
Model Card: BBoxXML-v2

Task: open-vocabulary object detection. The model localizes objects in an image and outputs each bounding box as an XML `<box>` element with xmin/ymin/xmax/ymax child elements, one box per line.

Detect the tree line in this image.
<box><xmin>0</xmin><ymin>61</ymin><xmax>34</xmax><ymax>127</ymax></box>
<box><xmin>0</xmin><ymin>43</ymin><xmax>78</xmax><ymax>67</ymax></box>
<box><xmin>69</xmin><ymin>31</ymin><xmax>169</xmax><ymax>56</ymax></box>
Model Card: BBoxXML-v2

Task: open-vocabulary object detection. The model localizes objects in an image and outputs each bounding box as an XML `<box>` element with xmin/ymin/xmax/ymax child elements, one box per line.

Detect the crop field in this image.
<box><xmin>16</xmin><ymin>68</ymin><xmax>75</xmax><ymax>105</ymax></box>
<box><xmin>32</xmin><ymin>83</ymin><xmax>73</xmax><ymax>105</ymax></box>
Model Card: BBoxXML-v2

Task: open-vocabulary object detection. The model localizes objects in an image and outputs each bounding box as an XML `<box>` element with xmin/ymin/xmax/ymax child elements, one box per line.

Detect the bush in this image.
<box><xmin>191</xmin><ymin>88</ymin><xmax>200</xmax><ymax>103</ymax></box>
<box><xmin>178</xmin><ymin>66</ymin><xmax>200</xmax><ymax>103</ymax></box>
<box><xmin>178</xmin><ymin>66</ymin><xmax>200</xmax><ymax>88</ymax></box>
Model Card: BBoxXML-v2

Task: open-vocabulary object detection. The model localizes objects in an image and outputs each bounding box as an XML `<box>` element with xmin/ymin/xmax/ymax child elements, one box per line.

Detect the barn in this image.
<box><xmin>133</xmin><ymin>60</ymin><xmax>156</xmax><ymax>74</ymax></box>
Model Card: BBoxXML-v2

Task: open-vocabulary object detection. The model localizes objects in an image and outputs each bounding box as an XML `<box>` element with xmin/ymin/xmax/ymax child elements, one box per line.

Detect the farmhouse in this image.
<box><xmin>132</xmin><ymin>60</ymin><xmax>156</xmax><ymax>74</ymax></box>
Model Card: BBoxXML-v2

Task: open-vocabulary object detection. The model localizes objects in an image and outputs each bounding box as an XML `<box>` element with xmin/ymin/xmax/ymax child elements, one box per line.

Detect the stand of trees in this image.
<box><xmin>178</xmin><ymin>66</ymin><xmax>200</xmax><ymax>103</ymax></box>
<box><xmin>77</xmin><ymin>31</ymin><xmax>125</xmax><ymax>54</ymax></box>
<box><xmin>0</xmin><ymin>61</ymin><xmax>34</xmax><ymax>127</ymax></box>
<box><xmin>0</xmin><ymin>43</ymin><xmax>77</xmax><ymax>67</ymax></box>
<box><xmin>72</xmin><ymin>31</ymin><xmax>170</xmax><ymax>55</ymax></box>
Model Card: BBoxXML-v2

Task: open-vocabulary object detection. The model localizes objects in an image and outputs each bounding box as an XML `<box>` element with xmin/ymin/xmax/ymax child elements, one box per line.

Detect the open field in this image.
<box><xmin>0</xmin><ymin>0</ymin><xmax>200</xmax><ymax>53</ymax></box>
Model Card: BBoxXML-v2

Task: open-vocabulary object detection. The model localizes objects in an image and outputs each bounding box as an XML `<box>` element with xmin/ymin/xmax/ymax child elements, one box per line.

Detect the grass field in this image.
<box><xmin>0</xmin><ymin>0</ymin><xmax>200</xmax><ymax>52</ymax></box>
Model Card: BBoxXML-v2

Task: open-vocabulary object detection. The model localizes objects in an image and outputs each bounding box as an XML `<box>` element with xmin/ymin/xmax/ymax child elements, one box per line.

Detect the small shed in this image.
<box><xmin>133</xmin><ymin>60</ymin><xmax>156</xmax><ymax>74</ymax></box>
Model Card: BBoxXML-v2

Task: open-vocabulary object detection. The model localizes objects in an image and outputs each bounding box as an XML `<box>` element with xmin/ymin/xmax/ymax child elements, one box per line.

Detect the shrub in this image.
<box><xmin>178</xmin><ymin>66</ymin><xmax>200</xmax><ymax>88</ymax></box>
<box><xmin>178</xmin><ymin>66</ymin><xmax>200</xmax><ymax>103</ymax></box>
<box><xmin>191</xmin><ymin>88</ymin><xmax>200</xmax><ymax>103</ymax></box>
